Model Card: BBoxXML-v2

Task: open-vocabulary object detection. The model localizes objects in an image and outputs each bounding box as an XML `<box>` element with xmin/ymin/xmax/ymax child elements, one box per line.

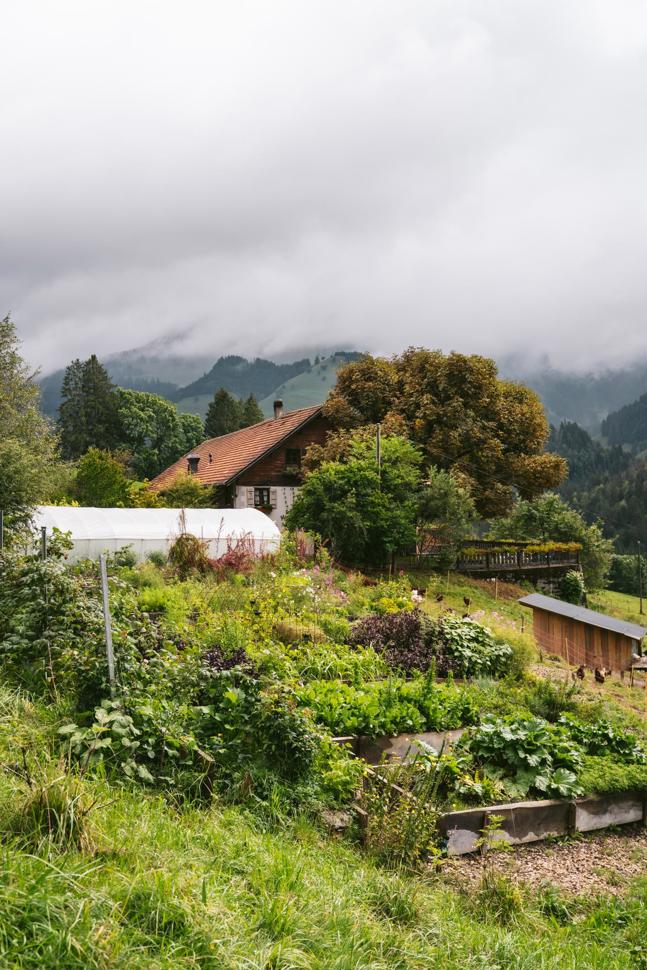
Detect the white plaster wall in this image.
<box><xmin>234</xmin><ymin>484</ymin><xmax>299</xmax><ymax>528</ymax></box>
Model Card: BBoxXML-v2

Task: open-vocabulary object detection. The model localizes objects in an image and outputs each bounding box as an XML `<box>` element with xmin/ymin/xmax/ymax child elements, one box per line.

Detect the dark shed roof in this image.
<box><xmin>518</xmin><ymin>593</ymin><xmax>647</xmax><ymax>641</ymax></box>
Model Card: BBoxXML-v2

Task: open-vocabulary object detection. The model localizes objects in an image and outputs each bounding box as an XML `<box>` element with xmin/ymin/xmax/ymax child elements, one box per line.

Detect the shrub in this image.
<box><xmin>168</xmin><ymin>533</ymin><xmax>210</xmax><ymax>579</ymax></box>
<box><xmin>147</xmin><ymin>550</ymin><xmax>167</xmax><ymax>567</ymax></box>
<box><xmin>111</xmin><ymin>546</ymin><xmax>138</xmax><ymax>568</ymax></box>
<box><xmin>349</xmin><ymin>610</ymin><xmax>435</xmax><ymax>675</ymax></box>
<box><xmin>522</xmin><ymin>678</ymin><xmax>581</xmax><ymax>723</ymax></box>
<box><xmin>210</xmin><ymin>534</ymin><xmax>258</xmax><ymax>580</ymax></box>
<box><xmin>437</xmin><ymin>616</ymin><xmax>513</xmax><ymax>678</ymax></box>
<box><xmin>558</xmin><ymin>570</ymin><xmax>586</xmax><ymax>605</ymax></box>
<box><xmin>349</xmin><ymin>611</ymin><xmax>514</xmax><ymax>679</ymax></box>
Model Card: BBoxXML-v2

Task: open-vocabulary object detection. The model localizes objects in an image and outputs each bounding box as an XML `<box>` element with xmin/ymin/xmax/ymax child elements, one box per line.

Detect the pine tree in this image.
<box><xmin>240</xmin><ymin>394</ymin><xmax>264</xmax><ymax>428</ymax></box>
<box><xmin>58</xmin><ymin>355</ymin><xmax>121</xmax><ymax>458</ymax></box>
<box><xmin>204</xmin><ymin>388</ymin><xmax>242</xmax><ymax>438</ymax></box>
<box><xmin>58</xmin><ymin>359</ymin><xmax>85</xmax><ymax>459</ymax></box>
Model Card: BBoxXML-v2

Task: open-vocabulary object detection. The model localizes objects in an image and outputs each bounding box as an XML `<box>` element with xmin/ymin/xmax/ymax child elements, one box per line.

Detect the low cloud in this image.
<box><xmin>3</xmin><ymin>1</ymin><xmax>647</xmax><ymax>372</ymax></box>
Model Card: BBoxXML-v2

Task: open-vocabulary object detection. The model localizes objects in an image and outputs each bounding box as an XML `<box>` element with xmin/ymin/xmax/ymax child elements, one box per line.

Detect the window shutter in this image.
<box><xmin>246</xmin><ymin>488</ymin><xmax>254</xmax><ymax>506</ymax></box>
<box><xmin>270</xmin><ymin>488</ymin><xmax>278</xmax><ymax>509</ymax></box>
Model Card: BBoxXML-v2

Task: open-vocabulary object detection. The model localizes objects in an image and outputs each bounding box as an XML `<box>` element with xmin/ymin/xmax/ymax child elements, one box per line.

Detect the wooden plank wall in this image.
<box><xmin>532</xmin><ymin>609</ymin><xmax>634</xmax><ymax>671</ymax></box>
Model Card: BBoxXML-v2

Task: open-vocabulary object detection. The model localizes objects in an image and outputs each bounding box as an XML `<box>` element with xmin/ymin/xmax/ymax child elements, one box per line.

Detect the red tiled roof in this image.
<box><xmin>150</xmin><ymin>404</ymin><xmax>323</xmax><ymax>490</ymax></box>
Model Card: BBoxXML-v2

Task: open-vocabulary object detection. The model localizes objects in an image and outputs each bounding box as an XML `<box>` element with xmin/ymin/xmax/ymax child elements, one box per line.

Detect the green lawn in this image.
<box><xmin>589</xmin><ymin>589</ymin><xmax>647</xmax><ymax>628</ymax></box>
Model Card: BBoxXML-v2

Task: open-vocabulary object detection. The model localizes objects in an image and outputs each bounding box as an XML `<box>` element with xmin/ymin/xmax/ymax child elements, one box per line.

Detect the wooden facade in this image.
<box><xmin>236</xmin><ymin>416</ymin><xmax>331</xmax><ymax>488</ymax></box>
<box><xmin>531</xmin><ymin>608</ymin><xmax>634</xmax><ymax>670</ymax></box>
<box><xmin>520</xmin><ymin>594</ymin><xmax>647</xmax><ymax>672</ymax></box>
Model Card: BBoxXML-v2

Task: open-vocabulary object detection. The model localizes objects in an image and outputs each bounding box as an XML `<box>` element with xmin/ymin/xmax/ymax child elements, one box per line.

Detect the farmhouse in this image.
<box><xmin>519</xmin><ymin>592</ymin><xmax>647</xmax><ymax>672</ymax></box>
<box><xmin>150</xmin><ymin>401</ymin><xmax>330</xmax><ymax>526</ymax></box>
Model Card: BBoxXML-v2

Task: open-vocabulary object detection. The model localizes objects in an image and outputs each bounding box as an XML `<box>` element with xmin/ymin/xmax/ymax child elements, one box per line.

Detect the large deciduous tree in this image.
<box><xmin>286</xmin><ymin>435</ymin><xmax>422</xmax><ymax>565</ymax></box>
<box><xmin>324</xmin><ymin>350</ymin><xmax>566</xmax><ymax>517</ymax></box>
<box><xmin>0</xmin><ymin>316</ymin><xmax>67</xmax><ymax>532</ymax></box>
<box><xmin>73</xmin><ymin>448</ymin><xmax>132</xmax><ymax>507</ymax></box>
<box><xmin>115</xmin><ymin>389</ymin><xmax>203</xmax><ymax>479</ymax></box>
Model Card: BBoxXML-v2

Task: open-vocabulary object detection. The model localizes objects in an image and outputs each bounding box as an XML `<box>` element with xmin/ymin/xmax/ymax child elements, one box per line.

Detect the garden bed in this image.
<box><xmin>440</xmin><ymin>792</ymin><xmax>646</xmax><ymax>855</ymax></box>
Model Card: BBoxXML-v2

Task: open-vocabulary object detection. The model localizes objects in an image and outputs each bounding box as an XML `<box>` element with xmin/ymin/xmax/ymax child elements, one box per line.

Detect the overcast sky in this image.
<box><xmin>3</xmin><ymin>1</ymin><xmax>647</xmax><ymax>374</ymax></box>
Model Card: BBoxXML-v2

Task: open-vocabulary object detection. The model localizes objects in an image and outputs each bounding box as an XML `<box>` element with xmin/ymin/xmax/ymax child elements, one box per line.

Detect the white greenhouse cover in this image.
<box><xmin>33</xmin><ymin>506</ymin><xmax>281</xmax><ymax>563</ymax></box>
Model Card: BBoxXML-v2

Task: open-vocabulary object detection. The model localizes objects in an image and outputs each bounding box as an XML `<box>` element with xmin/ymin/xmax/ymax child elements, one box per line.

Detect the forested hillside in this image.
<box><xmin>602</xmin><ymin>392</ymin><xmax>647</xmax><ymax>450</ymax></box>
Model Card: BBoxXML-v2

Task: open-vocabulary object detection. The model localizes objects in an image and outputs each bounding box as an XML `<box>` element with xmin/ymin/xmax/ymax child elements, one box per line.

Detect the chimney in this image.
<box><xmin>187</xmin><ymin>454</ymin><xmax>200</xmax><ymax>475</ymax></box>
<box><xmin>273</xmin><ymin>399</ymin><xmax>284</xmax><ymax>420</ymax></box>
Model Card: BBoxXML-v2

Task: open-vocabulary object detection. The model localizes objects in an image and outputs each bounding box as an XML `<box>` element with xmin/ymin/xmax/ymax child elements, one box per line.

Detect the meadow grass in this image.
<box><xmin>1</xmin><ymin>688</ymin><xmax>646</xmax><ymax>969</ymax></box>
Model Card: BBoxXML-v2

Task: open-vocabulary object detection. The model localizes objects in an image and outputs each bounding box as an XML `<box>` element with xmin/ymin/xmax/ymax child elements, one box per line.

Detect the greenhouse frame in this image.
<box><xmin>31</xmin><ymin>506</ymin><xmax>281</xmax><ymax>563</ymax></box>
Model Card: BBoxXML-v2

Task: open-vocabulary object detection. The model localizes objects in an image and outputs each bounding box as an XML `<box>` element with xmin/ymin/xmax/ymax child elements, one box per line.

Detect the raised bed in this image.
<box><xmin>440</xmin><ymin>793</ymin><xmax>646</xmax><ymax>855</ymax></box>
<box><xmin>334</xmin><ymin>729</ymin><xmax>464</xmax><ymax>764</ymax></box>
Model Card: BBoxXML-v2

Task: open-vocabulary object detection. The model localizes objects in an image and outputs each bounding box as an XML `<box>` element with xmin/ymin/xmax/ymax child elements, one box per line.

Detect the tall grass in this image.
<box><xmin>0</xmin><ymin>684</ymin><xmax>645</xmax><ymax>970</ymax></box>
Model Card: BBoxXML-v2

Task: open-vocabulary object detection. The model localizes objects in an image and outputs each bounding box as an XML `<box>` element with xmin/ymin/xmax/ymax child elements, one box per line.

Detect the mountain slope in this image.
<box><xmin>258</xmin><ymin>352</ymin><xmax>363</xmax><ymax>416</ymax></box>
<box><xmin>601</xmin><ymin>392</ymin><xmax>647</xmax><ymax>449</ymax></box>
<box><xmin>501</xmin><ymin>361</ymin><xmax>647</xmax><ymax>432</ymax></box>
<box><xmin>173</xmin><ymin>355</ymin><xmax>312</xmax><ymax>417</ymax></box>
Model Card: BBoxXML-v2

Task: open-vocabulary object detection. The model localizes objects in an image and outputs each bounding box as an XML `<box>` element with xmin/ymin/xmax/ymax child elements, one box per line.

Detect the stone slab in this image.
<box><xmin>575</xmin><ymin>795</ymin><xmax>644</xmax><ymax>832</ymax></box>
<box><xmin>358</xmin><ymin>729</ymin><xmax>464</xmax><ymax>765</ymax></box>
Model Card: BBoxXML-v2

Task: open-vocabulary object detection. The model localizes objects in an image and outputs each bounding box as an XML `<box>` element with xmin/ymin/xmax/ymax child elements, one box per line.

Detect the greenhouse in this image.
<box><xmin>32</xmin><ymin>506</ymin><xmax>281</xmax><ymax>563</ymax></box>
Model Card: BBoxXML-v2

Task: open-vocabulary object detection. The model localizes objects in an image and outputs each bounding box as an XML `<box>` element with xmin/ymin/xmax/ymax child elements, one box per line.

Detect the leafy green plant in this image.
<box><xmin>438</xmin><ymin>616</ymin><xmax>513</xmax><ymax>678</ymax></box>
<box><xmin>59</xmin><ymin>699</ymin><xmax>157</xmax><ymax>784</ymax></box>
<box><xmin>559</xmin><ymin>715</ymin><xmax>646</xmax><ymax>763</ymax></box>
<box><xmin>463</xmin><ymin>716</ymin><xmax>584</xmax><ymax>799</ymax></box>
<box><xmin>297</xmin><ymin>677</ymin><xmax>478</xmax><ymax>738</ymax></box>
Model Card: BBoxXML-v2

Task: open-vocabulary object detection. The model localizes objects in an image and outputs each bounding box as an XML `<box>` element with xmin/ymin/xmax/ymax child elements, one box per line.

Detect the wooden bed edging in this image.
<box><xmin>440</xmin><ymin>792</ymin><xmax>647</xmax><ymax>855</ymax></box>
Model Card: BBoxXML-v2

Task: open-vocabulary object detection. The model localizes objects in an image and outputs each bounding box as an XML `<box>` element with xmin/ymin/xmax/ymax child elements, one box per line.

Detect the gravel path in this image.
<box><xmin>442</xmin><ymin>826</ymin><xmax>647</xmax><ymax>897</ymax></box>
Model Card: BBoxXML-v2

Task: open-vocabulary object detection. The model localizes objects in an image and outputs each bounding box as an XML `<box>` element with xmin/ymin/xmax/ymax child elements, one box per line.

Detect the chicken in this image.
<box><xmin>594</xmin><ymin>667</ymin><xmax>605</xmax><ymax>685</ymax></box>
<box><xmin>463</xmin><ymin>596</ymin><xmax>471</xmax><ymax>608</ymax></box>
<box><xmin>435</xmin><ymin>593</ymin><xmax>444</xmax><ymax>603</ymax></box>
<box><xmin>576</xmin><ymin>665</ymin><xmax>586</xmax><ymax>680</ymax></box>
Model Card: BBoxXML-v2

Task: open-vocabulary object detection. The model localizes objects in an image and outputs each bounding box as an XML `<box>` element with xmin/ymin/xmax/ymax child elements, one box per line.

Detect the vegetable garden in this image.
<box><xmin>1</xmin><ymin>531</ymin><xmax>646</xmax><ymax>864</ymax></box>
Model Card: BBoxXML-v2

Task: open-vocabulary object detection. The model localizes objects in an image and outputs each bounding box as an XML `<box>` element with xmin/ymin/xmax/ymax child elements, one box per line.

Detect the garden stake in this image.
<box><xmin>99</xmin><ymin>554</ymin><xmax>117</xmax><ymax>698</ymax></box>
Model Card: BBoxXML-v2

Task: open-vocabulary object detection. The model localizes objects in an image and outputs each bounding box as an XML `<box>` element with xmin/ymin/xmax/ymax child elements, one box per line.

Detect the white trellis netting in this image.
<box><xmin>32</xmin><ymin>507</ymin><xmax>281</xmax><ymax>563</ymax></box>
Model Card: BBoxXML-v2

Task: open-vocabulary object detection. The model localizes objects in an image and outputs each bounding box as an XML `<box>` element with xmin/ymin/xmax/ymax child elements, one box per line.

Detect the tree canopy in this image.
<box><xmin>57</xmin><ymin>355</ymin><xmax>203</xmax><ymax>478</ymax></box>
<box><xmin>0</xmin><ymin>316</ymin><xmax>67</xmax><ymax>532</ymax></box>
<box><xmin>74</xmin><ymin>448</ymin><xmax>132</xmax><ymax>508</ymax></box>
<box><xmin>58</xmin><ymin>355</ymin><xmax>121</xmax><ymax>459</ymax></box>
<box><xmin>324</xmin><ymin>350</ymin><xmax>566</xmax><ymax>517</ymax></box>
<box><xmin>286</xmin><ymin>435</ymin><xmax>423</xmax><ymax>565</ymax></box>
<box><xmin>116</xmin><ymin>389</ymin><xmax>203</xmax><ymax>479</ymax></box>
<box><xmin>204</xmin><ymin>388</ymin><xmax>264</xmax><ymax>438</ymax></box>
<box><xmin>489</xmin><ymin>493</ymin><xmax>613</xmax><ymax>589</ymax></box>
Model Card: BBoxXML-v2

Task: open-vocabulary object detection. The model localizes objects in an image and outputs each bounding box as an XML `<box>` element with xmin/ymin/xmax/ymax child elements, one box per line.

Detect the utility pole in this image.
<box><xmin>638</xmin><ymin>540</ymin><xmax>644</xmax><ymax>615</ymax></box>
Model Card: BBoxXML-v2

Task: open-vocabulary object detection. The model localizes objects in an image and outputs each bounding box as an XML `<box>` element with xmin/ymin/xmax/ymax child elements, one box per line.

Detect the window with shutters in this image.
<box><xmin>254</xmin><ymin>487</ymin><xmax>271</xmax><ymax>508</ymax></box>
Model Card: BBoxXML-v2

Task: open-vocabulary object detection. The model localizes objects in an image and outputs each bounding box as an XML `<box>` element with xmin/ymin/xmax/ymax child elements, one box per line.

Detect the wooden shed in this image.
<box><xmin>519</xmin><ymin>593</ymin><xmax>647</xmax><ymax>672</ymax></box>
